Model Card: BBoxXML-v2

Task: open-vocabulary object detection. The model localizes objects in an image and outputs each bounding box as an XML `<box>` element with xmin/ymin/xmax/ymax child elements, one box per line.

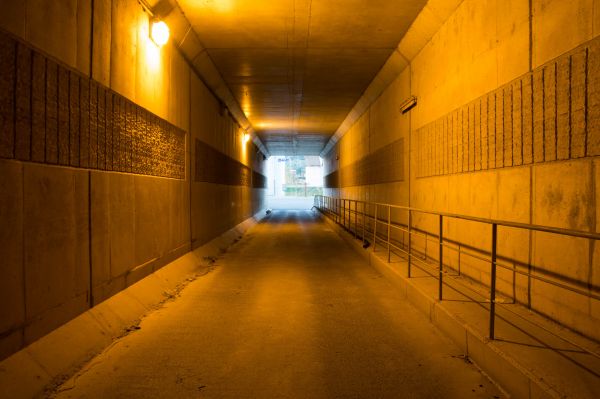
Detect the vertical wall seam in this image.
<box><xmin>530</xmin><ymin>74</ymin><xmax>534</xmax><ymax>161</ymax></box>
<box><xmin>501</xmin><ymin>89</ymin><xmax>505</xmax><ymax>167</ymax></box>
<box><xmin>569</xmin><ymin>55</ymin><xmax>573</xmax><ymax>158</ymax></box>
<box><xmin>28</xmin><ymin>53</ymin><xmax>33</xmax><ymax>160</ymax></box>
<box><xmin>21</xmin><ymin>162</ymin><xmax>26</xmax><ymax>344</ymax></box>
<box><xmin>188</xmin><ymin>67</ymin><xmax>193</xmax><ymax>245</ymax></box>
<box><xmin>528</xmin><ymin>164</ymin><xmax>533</xmax><ymax>309</ymax></box>
<box><xmin>55</xmin><ymin>63</ymin><xmax>59</xmax><ymax>163</ymax></box>
<box><xmin>493</xmin><ymin>92</ymin><xmax>496</xmax><ymax>168</ymax></box>
<box><xmin>511</xmin><ymin>85</ymin><xmax>514</xmax><ymax>166</ymax></box>
<box><xmin>527</xmin><ymin>0</ymin><xmax>535</xmax><ymax>309</ymax></box>
<box><xmin>487</xmin><ymin>95</ymin><xmax>490</xmax><ymax>170</ymax></box>
<box><xmin>90</xmin><ymin>0</ymin><xmax>95</xmax><ymax>79</ymax></box>
<box><xmin>554</xmin><ymin>61</ymin><xmax>558</xmax><ymax>160</ymax></box>
<box><xmin>12</xmin><ymin>41</ymin><xmax>17</xmax><ymax>158</ymax></box>
<box><xmin>43</xmin><ymin>58</ymin><xmax>47</xmax><ymax>163</ymax></box>
<box><xmin>67</xmin><ymin>69</ymin><xmax>71</xmax><ymax>166</ymax></box>
<box><xmin>520</xmin><ymin>79</ymin><xmax>524</xmax><ymax>163</ymax></box>
<box><xmin>589</xmin><ymin>160</ymin><xmax>595</xmax><ymax>314</ymax></box>
<box><xmin>88</xmin><ymin>0</ymin><xmax>95</xmax><ymax>308</ymax></box>
<box><xmin>109</xmin><ymin>0</ymin><xmax>113</xmax><ymax>88</ymax></box>
<box><xmin>408</xmin><ymin>62</ymin><xmax>411</xmax><ymax>207</ymax></box>
<box><xmin>88</xmin><ymin>170</ymin><xmax>93</xmax><ymax>307</ymax></box>
<box><xmin>542</xmin><ymin>68</ymin><xmax>546</xmax><ymax>161</ymax></box>
<box><xmin>584</xmin><ymin>47</ymin><xmax>589</xmax><ymax>157</ymax></box>
<box><xmin>529</xmin><ymin>0</ymin><xmax>533</xmax><ymax>71</ymax></box>
<box><xmin>480</xmin><ymin>97</ymin><xmax>483</xmax><ymax>169</ymax></box>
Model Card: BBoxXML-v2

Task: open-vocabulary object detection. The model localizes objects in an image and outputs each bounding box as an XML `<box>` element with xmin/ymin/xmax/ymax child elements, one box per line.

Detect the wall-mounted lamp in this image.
<box><xmin>150</xmin><ymin>20</ymin><xmax>170</xmax><ymax>47</ymax></box>
<box><xmin>400</xmin><ymin>96</ymin><xmax>417</xmax><ymax>114</ymax></box>
<box><xmin>243</xmin><ymin>132</ymin><xmax>251</xmax><ymax>144</ymax></box>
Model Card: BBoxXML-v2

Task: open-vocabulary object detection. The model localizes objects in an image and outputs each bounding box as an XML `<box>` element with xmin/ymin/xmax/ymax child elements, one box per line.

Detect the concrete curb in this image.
<box><xmin>317</xmin><ymin>211</ymin><xmax>559</xmax><ymax>399</ymax></box>
<box><xmin>0</xmin><ymin>212</ymin><xmax>266</xmax><ymax>399</ymax></box>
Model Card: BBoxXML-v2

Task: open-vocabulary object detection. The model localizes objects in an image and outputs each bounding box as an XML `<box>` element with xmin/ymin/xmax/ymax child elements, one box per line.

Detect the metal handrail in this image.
<box><xmin>313</xmin><ymin>194</ymin><xmax>600</xmax><ymax>343</ymax></box>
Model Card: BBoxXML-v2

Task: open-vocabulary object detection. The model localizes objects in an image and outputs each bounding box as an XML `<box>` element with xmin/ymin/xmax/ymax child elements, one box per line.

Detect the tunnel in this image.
<box><xmin>0</xmin><ymin>0</ymin><xmax>599</xmax><ymax>398</ymax></box>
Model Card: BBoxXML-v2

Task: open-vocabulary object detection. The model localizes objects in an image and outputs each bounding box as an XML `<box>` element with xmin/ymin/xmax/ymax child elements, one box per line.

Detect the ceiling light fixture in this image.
<box><xmin>150</xmin><ymin>20</ymin><xmax>170</xmax><ymax>47</ymax></box>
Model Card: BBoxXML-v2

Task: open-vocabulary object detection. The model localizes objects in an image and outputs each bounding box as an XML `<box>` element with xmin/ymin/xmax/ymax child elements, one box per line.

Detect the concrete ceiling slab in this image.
<box><xmin>179</xmin><ymin>0</ymin><xmax>427</xmax><ymax>155</ymax></box>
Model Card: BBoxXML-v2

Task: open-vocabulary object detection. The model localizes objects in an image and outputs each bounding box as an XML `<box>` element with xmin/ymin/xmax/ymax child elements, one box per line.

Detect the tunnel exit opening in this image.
<box><xmin>265</xmin><ymin>156</ymin><xmax>324</xmax><ymax>210</ymax></box>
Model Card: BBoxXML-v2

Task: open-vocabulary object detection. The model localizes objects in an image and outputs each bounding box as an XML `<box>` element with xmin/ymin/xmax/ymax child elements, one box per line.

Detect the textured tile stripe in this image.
<box><xmin>195</xmin><ymin>139</ymin><xmax>266</xmax><ymax>188</ymax></box>
<box><xmin>252</xmin><ymin>170</ymin><xmax>267</xmax><ymax>189</ymax></box>
<box><xmin>416</xmin><ymin>35</ymin><xmax>600</xmax><ymax>178</ymax></box>
<box><xmin>0</xmin><ymin>29</ymin><xmax>185</xmax><ymax>179</ymax></box>
<box><xmin>324</xmin><ymin>138</ymin><xmax>404</xmax><ymax>188</ymax></box>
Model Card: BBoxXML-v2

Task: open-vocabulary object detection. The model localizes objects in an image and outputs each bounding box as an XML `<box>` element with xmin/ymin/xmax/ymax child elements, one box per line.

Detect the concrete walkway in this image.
<box><xmin>267</xmin><ymin>196</ymin><xmax>315</xmax><ymax>210</ymax></box>
<box><xmin>52</xmin><ymin>210</ymin><xmax>502</xmax><ymax>398</ymax></box>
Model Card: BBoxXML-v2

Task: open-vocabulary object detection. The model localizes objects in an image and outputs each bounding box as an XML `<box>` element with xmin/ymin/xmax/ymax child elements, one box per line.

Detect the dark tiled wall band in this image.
<box><xmin>416</xmin><ymin>35</ymin><xmax>600</xmax><ymax>178</ymax></box>
<box><xmin>195</xmin><ymin>139</ymin><xmax>267</xmax><ymax>188</ymax></box>
<box><xmin>0</xmin><ymin>30</ymin><xmax>186</xmax><ymax>179</ymax></box>
<box><xmin>252</xmin><ymin>170</ymin><xmax>267</xmax><ymax>189</ymax></box>
<box><xmin>324</xmin><ymin>138</ymin><xmax>404</xmax><ymax>188</ymax></box>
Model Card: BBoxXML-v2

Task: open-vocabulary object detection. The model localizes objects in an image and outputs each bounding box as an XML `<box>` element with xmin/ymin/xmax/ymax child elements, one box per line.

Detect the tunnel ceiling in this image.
<box><xmin>178</xmin><ymin>0</ymin><xmax>427</xmax><ymax>155</ymax></box>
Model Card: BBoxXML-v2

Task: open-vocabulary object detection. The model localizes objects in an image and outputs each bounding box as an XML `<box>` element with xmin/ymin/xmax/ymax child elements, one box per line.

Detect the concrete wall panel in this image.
<box><xmin>22</xmin><ymin>164</ymin><xmax>90</xmax><ymax>341</ymax></box>
<box><xmin>91</xmin><ymin>172</ymin><xmax>111</xmax><ymax>301</ymax></box>
<box><xmin>533</xmin><ymin>160</ymin><xmax>593</xmax><ymax>231</ymax></box>
<box><xmin>532</xmin><ymin>0</ymin><xmax>594</xmax><ymax>67</ymax></box>
<box><xmin>0</xmin><ymin>160</ymin><xmax>24</xmax><ymax>353</ymax></box>
<box><xmin>110</xmin><ymin>0</ymin><xmax>140</xmax><ymax>101</ymax></box>
<box><xmin>134</xmin><ymin>176</ymin><xmax>170</xmax><ymax>266</ymax></box>
<box><xmin>108</xmin><ymin>173</ymin><xmax>136</xmax><ymax>280</ymax></box>
<box><xmin>26</xmin><ymin>0</ymin><xmax>89</xmax><ymax>74</ymax></box>
<box><xmin>92</xmin><ymin>0</ymin><xmax>112</xmax><ymax>86</ymax></box>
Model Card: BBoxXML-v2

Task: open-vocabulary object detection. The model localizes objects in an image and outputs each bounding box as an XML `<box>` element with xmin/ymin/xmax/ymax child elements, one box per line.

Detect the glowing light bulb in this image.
<box><xmin>243</xmin><ymin>132</ymin><xmax>250</xmax><ymax>144</ymax></box>
<box><xmin>151</xmin><ymin>20</ymin><xmax>169</xmax><ymax>47</ymax></box>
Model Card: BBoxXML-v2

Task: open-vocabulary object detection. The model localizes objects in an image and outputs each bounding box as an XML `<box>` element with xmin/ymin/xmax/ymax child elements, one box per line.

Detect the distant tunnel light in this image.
<box><xmin>151</xmin><ymin>20</ymin><xmax>170</xmax><ymax>47</ymax></box>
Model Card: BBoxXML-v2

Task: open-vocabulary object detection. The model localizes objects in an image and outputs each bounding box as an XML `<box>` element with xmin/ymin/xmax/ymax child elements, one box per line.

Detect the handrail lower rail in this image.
<box><xmin>312</xmin><ymin>194</ymin><xmax>600</xmax><ymax>346</ymax></box>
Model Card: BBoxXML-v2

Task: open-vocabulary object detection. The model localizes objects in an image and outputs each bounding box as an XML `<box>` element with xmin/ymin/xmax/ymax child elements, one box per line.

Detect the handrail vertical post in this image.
<box><xmin>349</xmin><ymin>199</ymin><xmax>351</xmax><ymax>232</ymax></box>
<box><xmin>343</xmin><ymin>199</ymin><xmax>346</xmax><ymax>228</ymax></box>
<box><xmin>408</xmin><ymin>210</ymin><xmax>412</xmax><ymax>278</ymax></box>
<box><xmin>373</xmin><ymin>204</ymin><xmax>378</xmax><ymax>251</ymax></box>
<box><xmin>387</xmin><ymin>205</ymin><xmax>391</xmax><ymax>262</ymax></box>
<box><xmin>354</xmin><ymin>200</ymin><xmax>358</xmax><ymax>238</ymax></box>
<box><xmin>350</xmin><ymin>200</ymin><xmax>356</xmax><ymax>237</ymax></box>
<box><xmin>439</xmin><ymin>215</ymin><xmax>443</xmax><ymax>301</ymax></box>
<box><xmin>335</xmin><ymin>197</ymin><xmax>338</xmax><ymax>222</ymax></box>
<box><xmin>490</xmin><ymin>223</ymin><xmax>498</xmax><ymax>340</ymax></box>
<box><xmin>362</xmin><ymin>202</ymin><xmax>366</xmax><ymax>245</ymax></box>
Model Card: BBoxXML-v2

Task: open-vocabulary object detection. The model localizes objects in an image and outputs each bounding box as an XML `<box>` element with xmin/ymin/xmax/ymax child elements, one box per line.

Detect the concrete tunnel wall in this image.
<box><xmin>323</xmin><ymin>0</ymin><xmax>600</xmax><ymax>342</ymax></box>
<box><xmin>0</xmin><ymin>0</ymin><xmax>267</xmax><ymax>361</ymax></box>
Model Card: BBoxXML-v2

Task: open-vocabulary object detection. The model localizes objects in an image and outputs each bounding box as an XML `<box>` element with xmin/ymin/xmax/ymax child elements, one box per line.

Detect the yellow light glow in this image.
<box><xmin>214</xmin><ymin>0</ymin><xmax>234</xmax><ymax>12</ymax></box>
<box><xmin>145</xmin><ymin>38</ymin><xmax>161</xmax><ymax>69</ymax></box>
<box><xmin>151</xmin><ymin>20</ymin><xmax>170</xmax><ymax>47</ymax></box>
<box><xmin>243</xmin><ymin>132</ymin><xmax>251</xmax><ymax>144</ymax></box>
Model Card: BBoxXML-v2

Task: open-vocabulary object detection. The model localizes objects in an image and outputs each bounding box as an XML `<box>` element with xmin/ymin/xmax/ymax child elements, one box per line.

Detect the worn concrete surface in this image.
<box><xmin>51</xmin><ymin>210</ymin><xmax>501</xmax><ymax>399</ymax></box>
<box><xmin>320</xmin><ymin>210</ymin><xmax>600</xmax><ymax>399</ymax></box>
<box><xmin>0</xmin><ymin>213</ymin><xmax>264</xmax><ymax>399</ymax></box>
